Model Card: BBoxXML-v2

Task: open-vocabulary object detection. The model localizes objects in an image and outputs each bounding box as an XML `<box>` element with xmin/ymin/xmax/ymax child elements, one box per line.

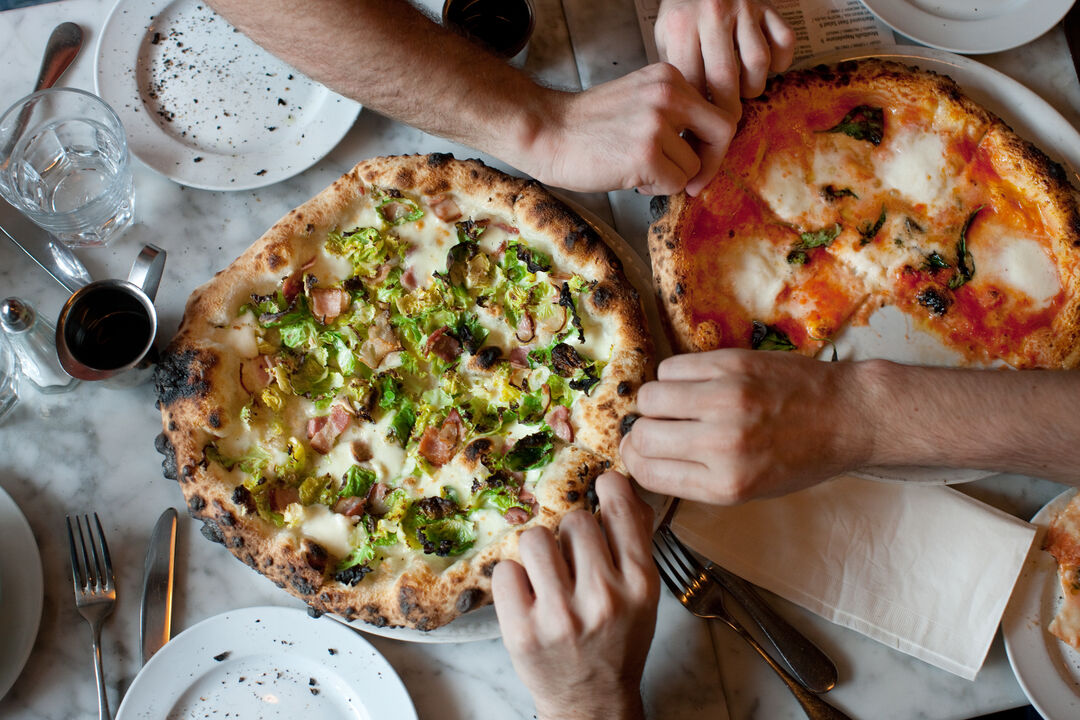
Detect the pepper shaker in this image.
<box><xmin>0</xmin><ymin>297</ymin><xmax>79</xmax><ymax>394</ymax></box>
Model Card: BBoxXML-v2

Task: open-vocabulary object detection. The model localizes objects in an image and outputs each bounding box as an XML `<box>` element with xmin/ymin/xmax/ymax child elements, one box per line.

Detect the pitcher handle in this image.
<box><xmin>127</xmin><ymin>244</ymin><xmax>166</xmax><ymax>301</ymax></box>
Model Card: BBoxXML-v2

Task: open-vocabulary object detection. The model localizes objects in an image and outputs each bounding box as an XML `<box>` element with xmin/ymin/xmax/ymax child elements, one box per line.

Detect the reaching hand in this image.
<box><xmin>655</xmin><ymin>0</ymin><xmax>796</xmax><ymax>113</ymax></box>
<box><xmin>492</xmin><ymin>471</ymin><xmax>659</xmax><ymax>720</ymax></box>
<box><xmin>526</xmin><ymin>63</ymin><xmax>739</xmax><ymax>196</ymax></box>
<box><xmin>621</xmin><ymin>349</ymin><xmax>873</xmax><ymax>504</ymax></box>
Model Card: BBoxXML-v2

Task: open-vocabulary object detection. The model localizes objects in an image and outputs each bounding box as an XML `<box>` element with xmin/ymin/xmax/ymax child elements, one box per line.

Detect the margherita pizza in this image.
<box><xmin>649</xmin><ymin>59</ymin><xmax>1080</xmax><ymax>369</ymax></box>
<box><xmin>153</xmin><ymin>154</ymin><xmax>651</xmax><ymax>630</ymax></box>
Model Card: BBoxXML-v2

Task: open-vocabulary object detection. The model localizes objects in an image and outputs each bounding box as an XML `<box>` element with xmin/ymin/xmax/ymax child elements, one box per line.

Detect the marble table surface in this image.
<box><xmin>1</xmin><ymin>0</ymin><xmax>1078</xmax><ymax>719</ymax></box>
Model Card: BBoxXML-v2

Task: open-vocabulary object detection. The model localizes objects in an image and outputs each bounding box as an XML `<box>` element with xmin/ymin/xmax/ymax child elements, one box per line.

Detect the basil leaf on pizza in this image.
<box><xmin>154</xmin><ymin>154</ymin><xmax>651</xmax><ymax>630</ymax></box>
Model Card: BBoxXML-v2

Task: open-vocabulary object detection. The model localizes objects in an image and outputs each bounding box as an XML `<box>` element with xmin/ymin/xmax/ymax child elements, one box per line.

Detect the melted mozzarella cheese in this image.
<box><xmin>971</xmin><ymin>231</ymin><xmax>1060</xmax><ymax>306</ymax></box>
<box><xmin>289</xmin><ymin>504</ymin><xmax>356</xmax><ymax>557</ymax></box>
<box><xmin>727</xmin><ymin>242</ymin><xmax>791</xmax><ymax>317</ymax></box>
<box><xmin>879</xmin><ymin>130</ymin><xmax>950</xmax><ymax>211</ymax></box>
<box><xmin>758</xmin><ymin>160</ymin><xmax>818</xmax><ymax>225</ymax></box>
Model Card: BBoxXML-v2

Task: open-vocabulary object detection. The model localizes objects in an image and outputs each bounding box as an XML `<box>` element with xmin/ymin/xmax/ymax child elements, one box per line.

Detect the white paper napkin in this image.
<box><xmin>672</xmin><ymin>476</ymin><xmax>1037</xmax><ymax>680</ymax></box>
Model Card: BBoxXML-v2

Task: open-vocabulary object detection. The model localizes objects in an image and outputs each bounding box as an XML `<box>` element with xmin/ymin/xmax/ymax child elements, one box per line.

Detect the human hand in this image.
<box><xmin>655</xmin><ymin>0</ymin><xmax>796</xmax><ymax>112</ymax></box>
<box><xmin>526</xmin><ymin>63</ymin><xmax>738</xmax><ymax>196</ymax></box>
<box><xmin>491</xmin><ymin>471</ymin><xmax>660</xmax><ymax>720</ymax></box>
<box><xmin>621</xmin><ymin>349</ymin><xmax>874</xmax><ymax>504</ymax></box>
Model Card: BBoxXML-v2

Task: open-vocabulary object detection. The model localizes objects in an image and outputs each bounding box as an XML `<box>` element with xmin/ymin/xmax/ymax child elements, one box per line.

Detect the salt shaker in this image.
<box><xmin>0</xmin><ymin>297</ymin><xmax>79</xmax><ymax>394</ymax></box>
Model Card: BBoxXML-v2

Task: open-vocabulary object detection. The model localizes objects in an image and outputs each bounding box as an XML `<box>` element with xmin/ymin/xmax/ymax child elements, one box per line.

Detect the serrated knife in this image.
<box><xmin>140</xmin><ymin>508</ymin><xmax>178</xmax><ymax>665</ymax></box>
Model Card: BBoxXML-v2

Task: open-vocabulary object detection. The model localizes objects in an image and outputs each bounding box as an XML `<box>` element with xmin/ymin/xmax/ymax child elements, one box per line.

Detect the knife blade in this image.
<box><xmin>1064</xmin><ymin>1</ymin><xmax>1080</xmax><ymax>84</ymax></box>
<box><xmin>140</xmin><ymin>507</ymin><xmax>178</xmax><ymax>666</ymax></box>
<box><xmin>0</xmin><ymin>198</ymin><xmax>92</xmax><ymax>293</ymax></box>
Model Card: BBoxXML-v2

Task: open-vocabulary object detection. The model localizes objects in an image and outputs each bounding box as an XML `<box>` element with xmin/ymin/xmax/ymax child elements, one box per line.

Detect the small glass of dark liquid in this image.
<box><xmin>55</xmin><ymin>243</ymin><xmax>165</xmax><ymax>386</ymax></box>
<box><xmin>443</xmin><ymin>0</ymin><xmax>535</xmax><ymax>64</ymax></box>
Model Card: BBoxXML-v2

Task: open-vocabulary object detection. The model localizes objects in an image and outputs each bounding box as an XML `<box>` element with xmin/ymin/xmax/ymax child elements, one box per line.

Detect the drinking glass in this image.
<box><xmin>443</xmin><ymin>0</ymin><xmax>535</xmax><ymax>66</ymax></box>
<box><xmin>0</xmin><ymin>333</ymin><xmax>20</xmax><ymax>424</ymax></box>
<box><xmin>0</xmin><ymin>88</ymin><xmax>135</xmax><ymax>248</ymax></box>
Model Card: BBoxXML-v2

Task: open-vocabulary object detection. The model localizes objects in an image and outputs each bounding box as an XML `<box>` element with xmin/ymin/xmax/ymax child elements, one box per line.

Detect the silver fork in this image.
<box><xmin>67</xmin><ymin>513</ymin><xmax>117</xmax><ymax>720</ymax></box>
<box><xmin>653</xmin><ymin>527</ymin><xmax>854</xmax><ymax>720</ymax></box>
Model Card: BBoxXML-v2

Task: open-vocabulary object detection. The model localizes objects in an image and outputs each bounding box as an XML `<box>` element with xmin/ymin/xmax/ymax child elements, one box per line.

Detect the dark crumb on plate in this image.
<box><xmin>213</xmin><ymin>651</ymin><xmax>231</xmax><ymax>662</ymax></box>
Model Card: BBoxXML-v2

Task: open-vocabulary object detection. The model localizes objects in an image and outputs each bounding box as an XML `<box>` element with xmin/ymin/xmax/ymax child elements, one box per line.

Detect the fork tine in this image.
<box><xmin>93</xmin><ymin>513</ymin><xmax>115</xmax><ymax>590</ymax></box>
<box><xmin>658</xmin><ymin>525</ymin><xmax>708</xmax><ymax>578</ymax></box>
<box><xmin>66</xmin><ymin>515</ymin><xmax>84</xmax><ymax>589</ymax></box>
<box><xmin>85</xmin><ymin>514</ymin><xmax>105</xmax><ymax>589</ymax></box>
<box><xmin>651</xmin><ymin>539</ymin><xmax>686</xmax><ymax>599</ymax></box>
<box><xmin>655</xmin><ymin>526</ymin><xmax>702</xmax><ymax>591</ymax></box>
<box><xmin>76</xmin><ymin>515</ymin><xmax>96</xmax><ymax>588</ymax></box>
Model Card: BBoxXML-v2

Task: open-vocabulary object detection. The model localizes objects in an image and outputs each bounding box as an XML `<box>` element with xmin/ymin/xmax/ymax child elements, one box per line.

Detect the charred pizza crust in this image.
<box><xmin>650</xmin><ymin>59</ymin><xmax>1080</xmax><ymax>368</ymax></box>
<box><xmin>154</xmin><ymin>154</ymin><xmax>652</xmax><ymax>630</ymax></box>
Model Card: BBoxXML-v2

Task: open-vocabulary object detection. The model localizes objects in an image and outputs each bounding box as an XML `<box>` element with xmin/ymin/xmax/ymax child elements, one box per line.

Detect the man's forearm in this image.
<box><xmin>855</xmin><ymin>360</ymin><xmax>1080</xmax><ymax>483</ymax></box>
<box><xmin>206</xmin><ymin>0</ymin><xmax>554</xmax><ymax>173</ymax></box>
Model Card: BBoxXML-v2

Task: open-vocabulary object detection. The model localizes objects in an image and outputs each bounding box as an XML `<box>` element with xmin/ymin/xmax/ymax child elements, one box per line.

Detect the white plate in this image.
<box><xmin>861</xmin><ymin>0</ymin><xmax>1075</xmax><ymax>55</ymax></box>
<box><xmin>1002</xmin><ymin>488</ymin><xmax>1080</xmax><ymax>720</ymax></box>
<box><xmin>0</xmin><ymin>484</ymin><xmax>43</xmax><ymax>699</ymax></box>
<box><xmin>116</xmin><ymin>606</ymin><xmax>417</xmax><ymax>719</ymax></box>
<box><xmin>94</xmin><ymin>0</ymin><xmax>361</xmax><ymax>191</ymax></box>
<box><xmin>346</xmin><ymin>604</ymin><xmax>501</xmax><ymax>644</ymax></box>
<box><xmin>800</xmin><ymin>46</ymin><xmax>1080</xmax><ymax>484</ymax></box>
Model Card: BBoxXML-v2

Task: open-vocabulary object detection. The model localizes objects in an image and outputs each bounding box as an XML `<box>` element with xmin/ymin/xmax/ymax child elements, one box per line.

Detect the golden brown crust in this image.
<box><xmin>650</xmin><ymin>58</ymin><xmax>1080</xmax><ymax>368</ymax></box>
<box><xmin>155</xmin><ymin>153</ymin><xmax>649</xmax><ymax>630</ymax></box>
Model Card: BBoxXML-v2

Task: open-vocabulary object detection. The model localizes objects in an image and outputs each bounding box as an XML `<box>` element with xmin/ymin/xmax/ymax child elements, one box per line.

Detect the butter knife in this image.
<box><xmin>0</xmin><ymin>198</ymin><xmax>91</xmax><ymax>293</ymax></box>
<box><xmin>660</xmin><ymin>498</ymin><xmax>838</xmax><ymax>693</ymax></box>
<box><xmin>140</xmin><ymin>508</ymin><xmax>178</xmax><ymax>666</ymax></box>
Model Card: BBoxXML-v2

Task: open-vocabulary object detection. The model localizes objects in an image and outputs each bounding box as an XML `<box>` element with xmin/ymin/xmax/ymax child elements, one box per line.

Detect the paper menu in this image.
<box><xmin>633</xmin><ymin>0</ymin><xmax>896</xmax><ymax>66</ymax></box>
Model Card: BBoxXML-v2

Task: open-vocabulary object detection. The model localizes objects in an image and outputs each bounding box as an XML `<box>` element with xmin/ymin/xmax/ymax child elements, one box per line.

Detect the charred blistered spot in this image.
<box><xmin>229</xmin><ymin>536</ymin><xmax>244</xmax><ymax>549</ymax></box>
<box><xmin>917</xmin><ymin>287</ymin><xmax>951</xmax><ymax>316</ymax></box>
<box><xmin>307</xmin><ymin>605</ymin><xmax>324</xmax><ymax>619</ymax></box>
<box><xmin>363</xmin><ymin>605</ymin><xmax>389</xmax><ymax>626</ymax></box>
<box><xmin>665</xmin><ymin>240</ymin><xmax>675</xmax><ymax>249</ymax></box>
<box><xmin>155</xmin><ymin>433</ymin><xmax>179</xmax><ymax>481</ymax></box>
<box><xmin>399</xmin><ymin>586</ymin><xmax>421</xmax><ymax>618</ymax></box>
<box><xmin>551</xmin><ymin>343</ymin><xmax>585</xmax><ymax>376</ymax></box>
<box><xmin>567</xmin><ymin>490</ymin><xmax>580</xmax><ymax>503</ymax></box>
<box><xmin>620</xmin><ymin>414</ymin><xmax>640</xmax><ymax>436</ymax></box>
<box><xmin>267</xmin><ymin>253</ymin><xmax>285</xmax><ymax>271</ymax></box>
<box><xmin>669</xmin><ymin>293</ymin><xmax>678</xmax><ymax>304</ymax></box>
<box><xmin>334</xmin><ymin>565</ymin><xmax>371</xmax><ymax>586</ymax></box>
<box><xmin>188</xmin><ymin>495</ymin><xmax>206</xmax><ymax>513</ymax></box>
<box><xmin>394</xmin><ymin>168</ymin><xmax>416</xmax><ymax>189</ymax></box>
<box><xmin>243</xmin><ymin>553</ymin><xmax>256</xmax><ymax>566</ymax></box>
<box><xmin>675</xmin><ymin>283</ymin><xmax>685</xmax><ymax>296</ymax></box>
<box><xmin>168</xmin><ymin>420</ymin><xmax>177</xmax><ymax>431</ymax></box>
<box><xmin>181</xmin><ymin>465</ymin><xmax>195</xmax><ymax>481</ymax></box>
<box><xmin>304</xmin><ymin>542</ymin><xmax>329</xmax><ymax>573</ymax></box>
<box><xmin>200</xmin><ymin>519</ymin><xmax>225</xmax><ymax>545</ymax></box>
<box><xmin>427</xmin><ymin>152</ymin><xmax>454</xmax><ymax>167</ymax></box>
<box><xmin>585</xmin><ymin>478</ymin><xmax>599</xmax><ymax>512</ymax></box>
<box><xmin>649</xmin><ymin>195</ymin><xmax>669</xmax><ymax>219</ymax></box>
<box><xmin>207</xmin><ymin>410</ymin><xmax>222</xmax><ymax>429</ymax></box>
<box><xmin>215</xmin><ymin>503</ymin><xmax>236</xmax><ymax>527</ymax></box>
<box><xmin>592</xmin><ymin>285</ymin><xmax>613</xmax><ymax>309</ymax></box>
<box><xmin>464</xmin><ymin>438</ymin><xmax>494</xmax><ymax>463</ymax></box>
<box><xmin>617</xmin><ymin>381</ymin><xmax>633</xmax><ymax>396</ymax></box>
<box><xmin>232</xmin><ymin>485</ymin><xmax>257</xmax><ymax>514</ymax></box>
<box><xmin>290</xmin><ymin>576</ymin><xmax>317</xmax><ymax>596</ymax></box>
<box><xmin>473</xmin><ymin>345</ymin><xmax>502</xmax><ymax>370</ymax></box>
<box><xmin>153</xmin><ymin>349</ymin><xmax>212</xmax><ymax>408</ymax></box>
<box><xmin>455</xmin><ymin>587</ymin><xmax>484</xmax><ymax>613</ymax></box>
<box><xmin>482</xmin><ymin>560</ymin><xmax>498</xmax><ymax>577</ymax></box>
